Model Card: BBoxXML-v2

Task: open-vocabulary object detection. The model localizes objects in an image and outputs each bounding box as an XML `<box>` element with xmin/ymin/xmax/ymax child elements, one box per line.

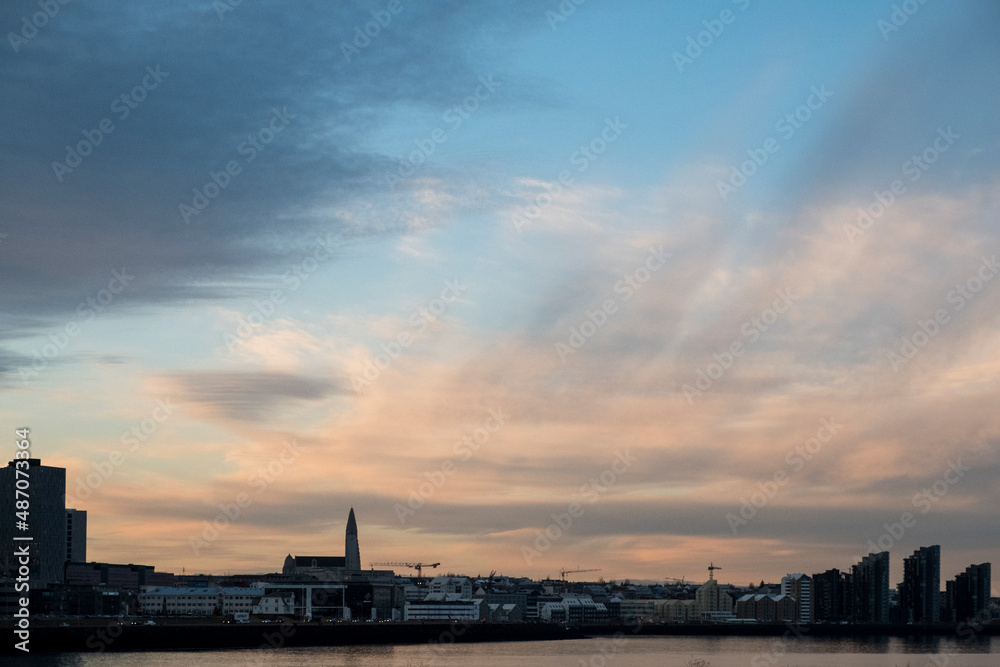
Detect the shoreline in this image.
<box><xmin>2</xmin><ymin>621</ymin><xmax>996</xmax><ymax>654</ymax></box>
<box><xmin>1</xmin><ymin>622</ymin><xmax>580</xmax><ymax>654</ymax></box>
<box><xmin>592</xmin><ymin>622</ymin><xmax>1000</xmax><ymax>638</ymax></box>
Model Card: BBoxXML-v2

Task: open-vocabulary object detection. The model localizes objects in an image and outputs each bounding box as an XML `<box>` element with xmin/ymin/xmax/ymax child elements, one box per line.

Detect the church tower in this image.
<box><xmin>345</xmin><ymin>507</ymin><xmax>361</xmax><ymax>570</ymax></box>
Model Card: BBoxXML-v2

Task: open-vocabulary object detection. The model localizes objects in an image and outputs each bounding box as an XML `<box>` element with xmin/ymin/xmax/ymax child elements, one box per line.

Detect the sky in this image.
<box><xmin>1</xmin><ymin>0</ymin><xmax>998</xmax><ymax>592</ymax></box>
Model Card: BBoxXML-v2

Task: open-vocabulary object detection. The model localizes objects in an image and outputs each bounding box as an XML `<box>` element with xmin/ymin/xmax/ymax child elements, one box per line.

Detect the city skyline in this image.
<box><xmin>3</xmin><ymin>455</ymin><xmax>995</xmax><ymax>604</ymax></box>
<box><xmin>2</xmin><ymin>1</ymin><xmax>999</xmax><ymax>590</ymax></box>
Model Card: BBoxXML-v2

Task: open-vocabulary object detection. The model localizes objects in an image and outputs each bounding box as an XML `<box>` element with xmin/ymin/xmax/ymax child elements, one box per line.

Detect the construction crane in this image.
<box><xmin>664</xmin><ymin>575</ymin><xmax>693</xmax><ymax>586</ymax></box>
<box><xmin>560</xmin><ymin>567</ymin><xmax>601</xmax><ymax>582</ymax></box>
<box><xmin>370</xmin><ymin>562</ymin><xmax>440</xmax><ymax>583</ymax></box>
<box><xmin>707</xmin><ymin>562</ymin><xmax>722</xmax><ymax>580</ymax></box>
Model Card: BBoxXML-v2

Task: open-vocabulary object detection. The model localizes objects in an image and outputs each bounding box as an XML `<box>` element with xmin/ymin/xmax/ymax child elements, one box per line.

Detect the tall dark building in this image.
<box><xmin>66</xmin><ymin>508</ymin><xmax>87</xmax><ymax>563</ymax></box>
<box><xmin>813</xmin><ymin>568</ymin><xmax>851</xmax><ymax>623</ymax></box>
<box><xmin>899</xmin><ymin>545</ymin><xmax>940</xmax><ymax>624</ymax></box>
<box><xmin>852</xmin><ymin>551</ymin><xmax>890</xmax><ymax>623</ymax></box>
<box><xmin>951</xmin><ymin>563</ymin><xmax>991</xmax><ymax>622</ymax></box>
<box><xmin>943</xmin><ymin>578</ymin><xmax>957</xmax><ymax>622</ymax></box>
<box><xmin>345</xmin><ymin>507</ymin><xmax>361</xmax><ymax>570</ymax></box>
<box><xmin>0</xmin><ymin>459</ymin><xmax>68</xmax><ymax>584</ymax></box>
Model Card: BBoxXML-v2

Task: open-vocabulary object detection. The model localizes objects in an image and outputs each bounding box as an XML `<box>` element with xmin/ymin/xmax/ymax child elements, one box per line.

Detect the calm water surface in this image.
<box><xmin>6</xmin><ymin>636</ymin><xmax>996</xmax><ymax>666</ymax></box>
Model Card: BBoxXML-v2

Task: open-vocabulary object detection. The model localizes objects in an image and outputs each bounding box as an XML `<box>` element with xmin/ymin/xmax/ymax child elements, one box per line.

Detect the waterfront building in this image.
<box><xmin>695</xmin><ymin>577</ymin><xmax>735</xmax><ymax>619</ymax></box>
<box><xmin>66</xmin><ymin>509</ymin><xmax>87</xmax><ymax>563</ymax></box>
<box><xmin>950</xmin><ymin>562</ymin><xmax>992</xmax><ymax>622</ymax></box>
<box><xmin>899</xmin><ymin>545</ymin><xmax>940</xmax><ymax>624</ymax></box>
<box><xmin>65</xmin><ymin>562</ymin><xmax>173</xmax><ymax>590</ymax></box>
<box><xmin>487</xmin><ymin>602</ymin><xmax>522</xmax><ymax>622</ymax></box>
<box><xmin>404</xmin><ymin>598</ymin><xmax>487</xmax><ymax>621</ymax></box>
<box><xmin>659</xmin><ymin>598</ymin><xmax>699</xmax><ymax>622</ymax></box>
<box><xmin>852</xmin><ymin>552</ymin><xmax>890</xmax><ymax>623</ymax></box>
<box><xmin>0</xmin><ymin>458</ymin><xmax>68</xmax><ymax>584</ymax></box>
<box><xmin>781</xmin><ymin>573</ymin><xmax>813</xmax><ymax>624</ymax></box>
<box><xmin>813</xmin><ymin>568</ymin><xmax>852</xmax><ymax>623</ymax></box>
<box><xmin>616</xmin><ymin>598</ymin><xmax>658</xmax><ymax>621</ymax></box>
<box><xmin>538</xmin><ymin>596</ymin><xmax>609</xmax><ymax>623</ymax></box>
<box><xmin>735</xmin><ymin>593</ymin><xmax>797</xmax><ymax>623</ymax></box>
<box><xmin>139</xmin><ymin>587</ymin><xmax>223</xmax><ymax>615</ymax></box>
<box><xmin>254</xmin><ymin>592</ymin><xmax>295</xmax><ymax>616</ymax></box>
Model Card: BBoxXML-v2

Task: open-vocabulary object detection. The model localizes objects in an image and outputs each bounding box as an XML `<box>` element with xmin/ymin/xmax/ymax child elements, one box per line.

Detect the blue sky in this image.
<box><xmin>2</xmin><ymin>0</ymin><xmax>999</xmax><ymax>589</ymax></box>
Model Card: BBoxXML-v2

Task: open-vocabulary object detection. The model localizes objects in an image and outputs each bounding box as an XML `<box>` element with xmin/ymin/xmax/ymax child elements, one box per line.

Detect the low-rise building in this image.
<box><xmin>487</xmin><ymin>603</ymin><xmax>522</xmax><ymax>622</ymax></box>
<box><xmin>617</xmin><ymin>598</ymin><xmax>659</xmax><ymax>621</ymax></box>
<box><xmin>254</xmin><ymin>592</ymin><xmax>295</xmax><ymax>616</ymax></box>
<box><xmin>403</xmin><ymin>598</ymin><xmax>487</xmax><ymax>621</ymax></box>
<box><xmin>695</xmin><ymin>578</ymin><xmax>734</xmax><ymax>616</ymax></box>
<box><xmin>220</xmin><ymin>587</ymin><xmax>265</xmax><ymax>615</ymax></box>
<box><xmin>736</xmin><ymin>593</ymin><xmax>797</xmax><ymax>623</ymax></box>
<box><xmin>659</xmin><ymin>598</ymin><xmax>699</xmax><ymax>622</ymax></box>
<box><xmin>539</xmin><ymin>596</ymin><xmax>609</xmax><ymax>623</ymax></box>
<box><xmin>426</xmin><ymin>576</ymin><xmax>473</xmax><ymax>599</ymax></box>
<box><xmin>65</xmin><ymin>562</ymin><xmax>174</xmax><ymax>591</ymax></box>
<box><xmin>138</xmin><ymin>586</ymin><xmax>266</xmax><ymax>616</ymax></box>
<box><xmin>139</xmin><ymin>587</ymin><xmax>220</xmax><ymax>615</ymax></box>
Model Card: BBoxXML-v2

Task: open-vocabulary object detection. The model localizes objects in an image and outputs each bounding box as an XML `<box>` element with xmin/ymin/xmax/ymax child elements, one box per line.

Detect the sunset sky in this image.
<box><xmin>2</xmin><ymin>1</ymin><xmax>998</xmax><ymax>592</ymax></box>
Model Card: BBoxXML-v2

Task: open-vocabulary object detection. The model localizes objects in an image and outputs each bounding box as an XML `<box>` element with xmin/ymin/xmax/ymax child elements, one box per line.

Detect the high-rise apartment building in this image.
<box><xmin>899</xmin><ymin>545</ymin><xmax>940</xmax><ymax>624</ymax></box>
<box><xmin>852</xmin><ymin>551</ymin><xmax>890</xmax><ymax>623</ymax></box>
<box><xmin>951</xmin><ymin>563</ymin><xmax>991</xmax><ymax>622</ymax></box>
<box><xmin>781</xmin><ymin>573</ymin><xmax>813</xmax><ymax>624</ymax></box>
<box><xmin>813</xmin><ymin>568</ymin><xmax>852</xmax><ymax>623</ymax></box>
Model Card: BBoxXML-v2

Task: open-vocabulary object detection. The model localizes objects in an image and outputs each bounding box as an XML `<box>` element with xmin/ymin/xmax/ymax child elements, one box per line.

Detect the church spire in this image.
<box><xmin>345</xmin><ymin>507</ymin><xmax>360</xmax><ymax>570</ymax></box>
<box><xmin>346</xmin><ymin>506</ymin><xmax>358</xmax><ymax>535</ymax></box>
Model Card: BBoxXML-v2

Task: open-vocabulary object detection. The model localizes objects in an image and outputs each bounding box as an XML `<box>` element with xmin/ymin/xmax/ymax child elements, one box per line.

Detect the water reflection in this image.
<box><xmin>0</xmin><ymin>635</ymin><xmax>994</xmax><ymax>667</ymax></box>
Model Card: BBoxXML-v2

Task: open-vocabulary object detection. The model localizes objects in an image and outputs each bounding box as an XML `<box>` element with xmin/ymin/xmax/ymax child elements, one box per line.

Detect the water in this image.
<box><xmin>6</xmin><ymin>636</ymin><xmax>996</xmax><ymax>666</ymax></box>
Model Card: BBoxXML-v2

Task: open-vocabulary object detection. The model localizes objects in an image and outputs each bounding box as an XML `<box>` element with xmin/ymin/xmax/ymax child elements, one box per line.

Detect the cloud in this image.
<box><xmin>0</xmin><ymin>349</ymin><xmax>34</xmax><ymax>384</ymax></box>
<box><xmin>0</xmin><ymin>0</ymin><xmax>544</xmax><ymax>321</ymax></box>
<box><xmin>157</xmin><ymin>370</ymin><xmax>344</xmax><ymax>422</ymax></box>
<box><xmin>56</xmin><ymin>167</ymin><xmax>997</xmax><ymax>578</ymax></box>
